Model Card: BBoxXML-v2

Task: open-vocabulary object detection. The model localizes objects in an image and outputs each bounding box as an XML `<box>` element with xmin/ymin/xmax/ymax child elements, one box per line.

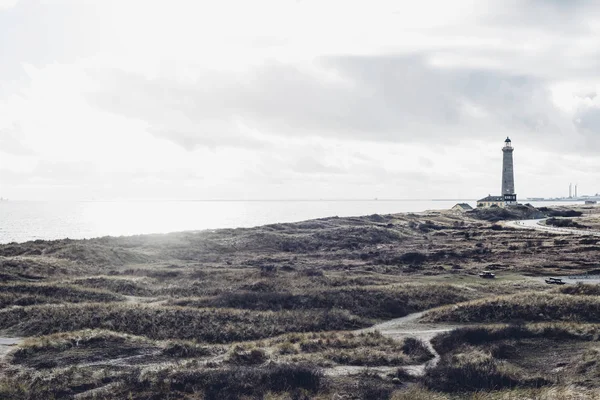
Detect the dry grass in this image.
<box><xmin>265</xmin><ymin>330</ymin><xmax>433</xmax><ymax>367</ymax></box>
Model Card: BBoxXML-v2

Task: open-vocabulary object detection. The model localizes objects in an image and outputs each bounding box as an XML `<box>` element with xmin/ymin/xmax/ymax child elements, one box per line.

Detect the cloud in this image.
<box><xmin>85</xmin><ymin>54</ymin><xmax>595</xmax><ymax>155</ymax></box>
<box><xmin>0</xmin><ymin>0</ymin><xmax>19</xmax><ymax>10</ymax></box>
<box><xmin>4</xmin><ymin>0</ymin><xmax>600</xmax><ymax>200</ymax></box>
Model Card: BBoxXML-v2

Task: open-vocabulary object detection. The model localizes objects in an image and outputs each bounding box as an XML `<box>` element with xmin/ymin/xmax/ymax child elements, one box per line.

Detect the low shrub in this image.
<box><xmin>546</xmin><ymin>218</ymin><xmax>587</xmax><ymax>229</ymax></box>
<box><xmin>357</xmin><ymin>378</ymin><xmax>395</xmax><ymax>399</ymax></box>
<box><xmin>228</xmin><ymin>346</ymin><xmax>268</xmax><ymax>365</ymax></box>
<box><xmin>560</xmin><ymin>284</ymin><xmax>600</xmax><ymax>296</ymax></box>
<box><xmin>162</xmin><ymin>341</ymin><xmax>212</xmax><ymax>358</ymax></box>
<box><xmin>424</xmin><ymin>349</ymin><xmax>540</xmax><ymax>392</ymax></box>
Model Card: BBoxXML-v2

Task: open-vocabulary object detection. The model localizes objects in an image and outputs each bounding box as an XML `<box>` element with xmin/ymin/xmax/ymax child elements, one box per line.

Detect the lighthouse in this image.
<box><xmin>502</xmin><ymin>137</ymin><xmax>517</xmax><ymax>204</ymax></box>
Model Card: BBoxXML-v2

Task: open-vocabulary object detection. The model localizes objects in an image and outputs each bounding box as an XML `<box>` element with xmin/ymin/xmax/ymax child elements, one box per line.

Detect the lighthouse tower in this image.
<box><xmin>502</xmin><ymin>137</ymin><xmax>517</xmax><ymax>205</ymax></box>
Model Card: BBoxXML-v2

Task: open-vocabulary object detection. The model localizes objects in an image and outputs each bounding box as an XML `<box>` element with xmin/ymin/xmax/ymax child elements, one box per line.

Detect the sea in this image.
<box><xmin>0</xmin><ymin>199</ymin><xmax>586</xmax><ymax>244</ymax></box>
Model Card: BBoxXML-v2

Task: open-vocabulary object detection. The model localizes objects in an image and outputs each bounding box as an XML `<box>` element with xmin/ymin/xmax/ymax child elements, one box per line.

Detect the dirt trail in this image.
<box><xmin>325</xmin><ymin>312</ymin><xmax>461</xmax><ymax>377</ymax></box>
<box><xmin>0</xmin><ymin>310</ymin><xmax>460</xmax><ymax>379</ymax></box>
<box><xmin>0</xmin><ymin>337</ymin><xmax>22</xmax><ymax>368</ymax></box>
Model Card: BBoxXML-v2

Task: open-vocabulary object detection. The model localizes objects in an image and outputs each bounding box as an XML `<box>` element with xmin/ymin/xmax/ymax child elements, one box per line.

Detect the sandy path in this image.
<box><xmin>325</xmin><ymin>312</ymin><xmax>460</xmax><ymax>377</ymax></box>
<box><xmin>1</xmin><ymin>312</ymin><xmax>459</xmax><ymax>381</ymax></box>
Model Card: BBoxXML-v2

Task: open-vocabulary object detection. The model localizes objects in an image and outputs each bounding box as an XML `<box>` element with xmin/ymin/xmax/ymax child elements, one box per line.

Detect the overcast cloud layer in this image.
<box><xmin>1</xmin><ymin>0</ymin><xmax>600</xmax><ymax>200</ymax></box>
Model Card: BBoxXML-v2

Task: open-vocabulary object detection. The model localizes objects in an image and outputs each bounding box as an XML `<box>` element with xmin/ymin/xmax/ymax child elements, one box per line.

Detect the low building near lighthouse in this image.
<box><xmin>477</xmin><ymin>195</ymin><xmax>506</xmax><ymax>208</ymax></box>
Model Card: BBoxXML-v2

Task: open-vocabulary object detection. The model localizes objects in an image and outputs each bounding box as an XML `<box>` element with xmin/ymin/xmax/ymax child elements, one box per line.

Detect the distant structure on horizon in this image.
<box><xmin>477</xmin><ymin>137</ymin><xmax>517</xmax><ymax>208</ymax></box>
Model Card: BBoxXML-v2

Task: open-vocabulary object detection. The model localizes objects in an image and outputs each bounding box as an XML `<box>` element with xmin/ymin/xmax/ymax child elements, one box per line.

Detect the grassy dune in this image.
<box><xmin>431</xmin><ymin>323</ymin><xmax>600</xmax><ymax>355</ymax></box>
<box><xmin>0</xmin><ymin>303</ymin><xmax>368</xmax><ymax>342</ymax></box>
<box><xmin>423</xmin><ymin>292</ymin><xmax>600</xmax><ymax>323</ymax></box>
<box><xmin>170</xmin><ymin>284</ymin><xmax>473</xmax><ymax>319</ymax></box>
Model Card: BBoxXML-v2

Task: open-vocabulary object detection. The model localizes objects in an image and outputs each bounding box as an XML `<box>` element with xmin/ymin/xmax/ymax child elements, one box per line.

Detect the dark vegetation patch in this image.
<box><xmin>424</xmin><ymin>349</ymin><xmax>549</xmax><ymax>392</ymax></box>
<box><xmin>68</xmin><ymin>276</ymin><xmax>154</xmax><ymax>296</ymax></box>
<box><xmin>539</xmin><ymin>208</ymin><xmax>583</xmax><ymax>217</ymax></box>
<box><xmin>0</xmin><ymin>283</ymin><xmax>123</xmax><ymax>307</ymax></box>
<box><xmin>227</xmin><ymin>346</ymin><xmax>269</xmax><ymax>365</ymax></box>
<box><xmin>0</xmin><ymin>293</ymin><xmax>63</xmax><ymax>309</ymax></box>
<box><xmin>546</xmin><ymin>217</ymin><xmax>588</xmax><ymax>229</ymax></box>
<box><xmin>560</xmin><ymin>284</ymin><xmax>600</xmax><ymax>296</ymax></box>
<box><xmin>11</xmin><ymin>330</ymin><xmax>160</xmax><ymax>369</ymax></box>
<box><xmin>0</xmin><ymin>363</ymin><xmax>324</xmax><ymax>400</ymax></box>
<box><xmin>132</xmin><ymin>363</ymin><xmax>324</xmax><ymax>400</ymax></box>
<box><xmin>569</xmin><ymin>347</ymin><xmax>600</xmax><ymax>387</ymax></box>
<box><xmin>169</xmin><ymin>284</ymin><xmax>473</xmax><ymax>319</ymax></box>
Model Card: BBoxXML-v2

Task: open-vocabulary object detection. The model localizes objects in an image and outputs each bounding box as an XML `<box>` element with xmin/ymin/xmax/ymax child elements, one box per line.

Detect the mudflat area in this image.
<box><xmin>2</xmin><ymin>204</ymin><xmax>600</xmax><ymax>399</ymax></box>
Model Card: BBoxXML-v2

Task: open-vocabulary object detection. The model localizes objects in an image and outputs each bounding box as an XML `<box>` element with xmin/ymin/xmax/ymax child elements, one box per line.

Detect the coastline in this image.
<box><xmin>0</xmin><ymin>199</ymin><xmax>590</xmax><ymax>244</ymax></box>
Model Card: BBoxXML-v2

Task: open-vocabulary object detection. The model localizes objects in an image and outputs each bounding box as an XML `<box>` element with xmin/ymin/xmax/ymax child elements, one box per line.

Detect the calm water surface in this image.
<box><xmin>0</xmin><ymin>200</ymin><xmax>585</xmax><ymax>244</ymax></box>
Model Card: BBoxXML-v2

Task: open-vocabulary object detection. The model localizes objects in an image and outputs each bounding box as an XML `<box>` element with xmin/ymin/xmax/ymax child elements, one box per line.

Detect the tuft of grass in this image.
<box><xmin>161</xmin><ymin>340</ymin><xmax>212</xmax><ymax>358</ymax></box>
<box><xmin>227</xmin><ymin>345</ymin><xmax>268</xmax><ymax>365</ymax></box>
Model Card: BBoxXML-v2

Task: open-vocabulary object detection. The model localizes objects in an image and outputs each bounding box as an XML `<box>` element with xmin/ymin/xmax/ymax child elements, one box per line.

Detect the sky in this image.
<box><xmin>1</xmin><ymin>0</ymin><xmax>600</xmax><ymax>200</ymax></box>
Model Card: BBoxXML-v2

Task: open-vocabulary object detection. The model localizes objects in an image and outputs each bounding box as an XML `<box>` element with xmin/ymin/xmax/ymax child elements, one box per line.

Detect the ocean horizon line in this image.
<box><xmin>2</xmin><ymin>198</ymin><xmax>479</xmax><ymax>203</ymax></box>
